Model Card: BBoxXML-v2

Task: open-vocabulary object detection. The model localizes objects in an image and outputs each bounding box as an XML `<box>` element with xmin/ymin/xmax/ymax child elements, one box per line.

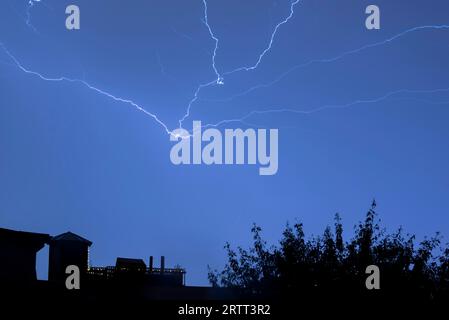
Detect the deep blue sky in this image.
<box><xmin>1</xmin><ymin>0</ymin><xmax>449</xmax><ymax>285</ymax></box>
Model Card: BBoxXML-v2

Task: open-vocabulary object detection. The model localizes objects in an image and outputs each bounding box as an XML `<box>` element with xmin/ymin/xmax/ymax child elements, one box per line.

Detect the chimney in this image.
<box><xmin>160</xmin><ymin>256</ymin><xmax>165</xmax><ymax>274</ymax></box>
<box><xmin>149</xmin><ymin>256</ymin><xmax>153</xmax><ymax>273</ymax></box>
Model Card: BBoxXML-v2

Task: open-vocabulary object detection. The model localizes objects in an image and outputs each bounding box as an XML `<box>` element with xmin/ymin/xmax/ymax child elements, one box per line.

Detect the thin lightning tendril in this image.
<box><xmin>201</xmin><ymin>0</ymin><xmax>221</xmax><ymax>84</ymax></box>
<box><xmin>215</xmin><ymin>25</ymin><xmax>449</xmax><ymax>103</ymax></box>
<box><xmin>225</xmin><ymin>0</ymin><xmax>300</xmax><ymax>74</ymax></box>
<box><xmin>179</xmin><ymin>0</ymin><xmax>301</xmax><ymax>128</ymax></box>
<box><xmin>0</xmin><ymin>42</ymin><xmax>174</xmax><ymax>136</ymax></box>
<box><xmin>202</xmin><ymin>88</ymin><xmax>449</xmax><ymax>129</ymax></box>
<box><xmin>25</xmin><ymin>0</ymin><xmax>41</xmax><ymax>33</ymax></box>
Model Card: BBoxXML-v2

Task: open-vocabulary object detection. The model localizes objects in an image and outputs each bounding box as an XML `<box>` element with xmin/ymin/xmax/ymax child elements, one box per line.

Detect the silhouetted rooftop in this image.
<box><xmin>0</xmin><ymin>227</ymin><xmax>50</xmax><ymax>247</ymax></box>
<box><xmin>51</xmin><ymin>231</ymin><xmax>92</xmax><ymax>246</ymax></box>
<box><xmin>116</xmin><ymin>257</ymin><xmax>146</xmax><ymax>268</ymax></box>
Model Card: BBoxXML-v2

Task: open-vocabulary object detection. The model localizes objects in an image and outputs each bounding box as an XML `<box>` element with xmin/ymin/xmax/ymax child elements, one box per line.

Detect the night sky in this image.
<box><xmin>1</xmin><ymin>0</ymin><xmax>449</xmax><ymax>285</ymax></box>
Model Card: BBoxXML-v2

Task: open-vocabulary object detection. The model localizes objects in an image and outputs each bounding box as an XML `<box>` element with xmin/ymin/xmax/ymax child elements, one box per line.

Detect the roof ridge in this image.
<box><xmin>52</xmin><ymin>231</ymin><xmax>92</xmax><ymax>245</ymax></box>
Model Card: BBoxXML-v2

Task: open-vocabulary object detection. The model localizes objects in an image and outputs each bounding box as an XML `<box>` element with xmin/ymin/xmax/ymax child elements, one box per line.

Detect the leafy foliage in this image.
<box><xmin>208</xmin><ymin>202</ymin><xmax>449</xmax><ymax>304</ymax></box>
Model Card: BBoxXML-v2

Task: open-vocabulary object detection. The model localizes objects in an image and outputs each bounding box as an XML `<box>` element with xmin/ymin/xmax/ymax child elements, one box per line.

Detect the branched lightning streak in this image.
<box><xmin>176</xmin><ymin>0</ymin><xmax>222</xmax><ymax>129</ymax></box>
<box><xmin>225</xmin><ymin>0</ymin><xmax>300</xmax><ymax>74</ymax></box>
<box><xmin>0</xmin><ymin>42</ymin><xmax>173</xmax><ymax>136</ymax></box>
<box><xmin>201</xmin><ymin>88</ymin><xmax>449</xmax><ymax>129</ymax></box>
<box><xmin>178</xmin><ymin>80</ymin><xmax>217</xmax><ymax>129</ymax></box>
<box><xmin>215</xmin><ymin>25</ymin><xmax>449</xmax><ymax>102</ymax></box>
<box><xmin>178</xmin><ymin>0</ymin><xmax>300</xmax><ymax>127</ymax></box>
<box><xmin>2</xmin><ymin>1</ymin><xmax>449</xmax><ymax>141</ymax></box>
<box><xmin>201</xmin><ymin>0</ymin><xmax>221</xmax><ymax>84</ymax></box>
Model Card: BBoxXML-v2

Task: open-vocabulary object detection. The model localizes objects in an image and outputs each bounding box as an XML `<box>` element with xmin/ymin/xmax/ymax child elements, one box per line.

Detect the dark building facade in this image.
<box><xmin>48</xmin><ymin>232</ymin><xmax>92</xmax><ymax>283</ymax></box>
<box><xmin>0</xmin><ymin>227</ymin><xmax>237</xmax><ymax>301</ymax></box>
<box><xmin>0</xmin><ymin>228</ymin><xmax>50</xmax><ymax>283</ymax></box>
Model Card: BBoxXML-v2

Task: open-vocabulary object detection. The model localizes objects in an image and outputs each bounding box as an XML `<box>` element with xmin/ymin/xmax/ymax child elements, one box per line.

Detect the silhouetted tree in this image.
<box><xmin>209</xmin><ymin>202</ymin><xmax>449</xmax><ymax>305</ymax></box>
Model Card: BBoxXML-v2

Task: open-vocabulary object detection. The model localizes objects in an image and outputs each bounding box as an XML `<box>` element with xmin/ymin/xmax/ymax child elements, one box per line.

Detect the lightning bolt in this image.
<box><xmin>2</xmin><ymin>1</ymin><xmax>448</xmax><ymax>142</ymax></box>
<box><xmin>0</xmin><ymin>42</ymin><xmax>174</xmax><ymax>136</ymax></box>
<box><xmin>225</xmin><ymin>0</ymin><xmax>300</xmax><ymax>74</ymax></box>
<box><xmin>201</xmin><ymin>87</ymin><xmax>449</xmax><ymax>129</ymax></box>
<box><xmin>25</xmin><ymin>0</ymin><xmax>41</xmax><ymax>33</ymax></box>
<box><xmin>179</xmin><ymin>0</ymin><xmax>301</xmax><ymax>127</ymax></box>
<box><xmin>178</xmin><ymin>80</ymin><xmax>218</xmax><ymax>129</ymax></box>
<box><xmin>201</xmin><ymin>0</ymin><xmax>222</xmax><ymax>84</ymax></box>
<box><xmin>213</xmin><ymin>24</ymin><xmax>449</xmax><ymax>102</ymax></box>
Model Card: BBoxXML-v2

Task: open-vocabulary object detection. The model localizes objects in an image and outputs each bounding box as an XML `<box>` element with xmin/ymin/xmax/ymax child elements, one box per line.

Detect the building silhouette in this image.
<box><xmin>0</xmin><ymin>228</ymin><xmax>50</xmax><ymax>283</ymax></box>
<box><xmin>0</xmin><ymin>227</ymin><xmax>235</xmax><ymax>301</ymax></box>
<box><xmin>48</xmin><ymin>232</ymin><xmax>92</xmax><ymax>282</ymax></box>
